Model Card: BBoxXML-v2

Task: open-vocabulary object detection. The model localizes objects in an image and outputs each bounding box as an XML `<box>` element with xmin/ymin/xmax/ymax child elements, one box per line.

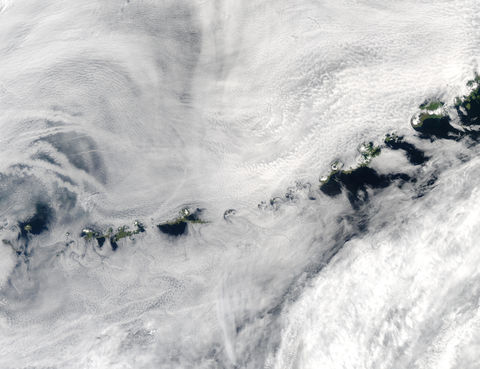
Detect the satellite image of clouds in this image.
<box><xmin>1</xmin><ymin>1</ymin><xmax>480</xmax><ymax>368</ymax></box>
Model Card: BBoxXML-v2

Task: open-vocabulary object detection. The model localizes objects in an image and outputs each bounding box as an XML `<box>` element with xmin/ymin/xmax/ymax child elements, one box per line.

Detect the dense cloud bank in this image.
<box><xmin>0</xmin><ymin>1</ymin><xmax>480</xmax><ymax>368</ymax></box>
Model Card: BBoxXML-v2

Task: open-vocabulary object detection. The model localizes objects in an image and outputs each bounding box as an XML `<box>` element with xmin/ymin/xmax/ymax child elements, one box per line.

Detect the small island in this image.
<box><xmin>81</xmin><ymin>220</ymin><xmax>146</xmax><ymax>250</ymax></box>
<box><xmin>157</xmin><ymin>208</ymin><xmax>206</xmax><ymax>236</ymax></box>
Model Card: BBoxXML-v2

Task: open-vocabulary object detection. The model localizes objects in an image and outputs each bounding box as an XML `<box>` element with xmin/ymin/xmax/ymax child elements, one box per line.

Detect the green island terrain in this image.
<box><xmin>318</xmin><ymin>72</ymin><xmax>480</xmax><ymax>206</ymax></box>
<box><xmin>5</xmin><ymin>73</ymin><xmax>480</xmax><ymax>254</ymax></box>
<box><xmin>79</xmin><ymin>208</ymin><xmax>207</xmax><ymax>250</ymax></box>
<box><xmin>81</xmin><ymin>220</ymin><xmax>146</xmax><ymax>250</ymax></box>
<box><xmin>156</xmin><ymin>208</ymin><xmax>207</xmax><ymax>236</ymax></box>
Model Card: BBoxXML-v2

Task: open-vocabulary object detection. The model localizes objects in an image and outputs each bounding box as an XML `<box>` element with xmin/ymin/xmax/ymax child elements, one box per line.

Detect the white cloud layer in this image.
<box><xmin>0</xmin><ymin>0</ymin><xmax>479</xmax><ymax>368</ymax></box>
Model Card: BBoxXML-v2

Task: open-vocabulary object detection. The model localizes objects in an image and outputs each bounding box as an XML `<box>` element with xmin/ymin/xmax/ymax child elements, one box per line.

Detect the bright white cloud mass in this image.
<box><xmin>1</xmin><ymin>1</ymin><xmax>480</xmax><ymax>368</ymax></box>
